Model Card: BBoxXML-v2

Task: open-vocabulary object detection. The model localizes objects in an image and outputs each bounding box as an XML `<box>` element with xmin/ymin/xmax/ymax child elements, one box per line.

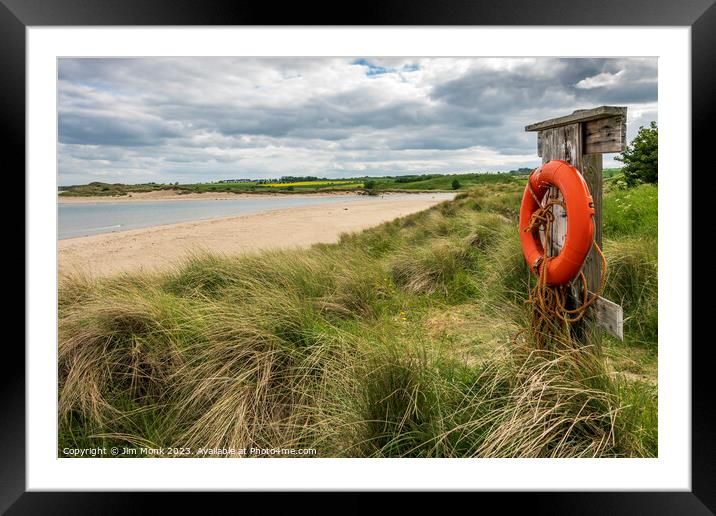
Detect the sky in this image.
<box><xmin>58</xmin><ymin>57</ymin><xmax>657</xmax><ymax>185</ymax></box>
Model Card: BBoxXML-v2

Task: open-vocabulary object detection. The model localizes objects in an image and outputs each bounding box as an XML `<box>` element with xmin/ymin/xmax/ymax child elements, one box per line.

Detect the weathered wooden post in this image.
<box><xmin>525</xmin><ymin>106</ymin><xmax>626</xmax><ymax>345</ymax></box>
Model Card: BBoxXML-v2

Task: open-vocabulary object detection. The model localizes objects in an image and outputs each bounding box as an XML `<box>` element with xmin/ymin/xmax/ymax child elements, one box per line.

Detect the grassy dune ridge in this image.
<box><xmin>58</xmin><ymin>180</ymin><xmax>658</xmax><ymax>457</ymax></box>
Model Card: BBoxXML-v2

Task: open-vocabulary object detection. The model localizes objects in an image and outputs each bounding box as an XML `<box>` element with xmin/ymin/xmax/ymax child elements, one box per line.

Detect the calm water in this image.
<box><xmin>58</xmin><ymin>193</ymin><xmax>454</xmax><ymax>240</ymax></box>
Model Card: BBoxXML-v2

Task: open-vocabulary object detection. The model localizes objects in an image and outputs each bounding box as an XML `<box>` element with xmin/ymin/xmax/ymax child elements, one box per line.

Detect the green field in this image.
<box><xmin>58</xmin><ymin>178</ymin><xmax>656</xmax><ymax>458</ymax></box>
<box><xmin>58</xmin><ymin>169</ymin><xmax>631</xmax><ymax>197</ymax></box>
<box><xmin>58</xmin><ymin>171</ymin><xmax>531</xmax><ymax>197</ymax></box>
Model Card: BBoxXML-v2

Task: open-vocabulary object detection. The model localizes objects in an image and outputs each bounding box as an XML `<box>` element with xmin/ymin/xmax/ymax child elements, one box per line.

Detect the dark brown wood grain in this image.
<box><xmin>583</xmin><ymin>115</ymin><xmax>627</xmax><ymax>154</ymax></box>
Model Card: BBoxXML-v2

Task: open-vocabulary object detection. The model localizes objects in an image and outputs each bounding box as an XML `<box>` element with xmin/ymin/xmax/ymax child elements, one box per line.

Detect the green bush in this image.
<box><xmin>615</xmin><ymin>121</ymin><xmax>657</xmax><ymax>186</ymax></box>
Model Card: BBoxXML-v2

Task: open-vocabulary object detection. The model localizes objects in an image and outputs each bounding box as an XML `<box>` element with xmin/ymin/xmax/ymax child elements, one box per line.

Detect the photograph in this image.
<box><xmin>56</xmin><ymin>56</ymin><xmax>659</xmax><ymax>459</ymax></box>
<box><xmin>10</xmin><ymin>6</ymin><xmax>708</xmax><ymax>507</ymax></box>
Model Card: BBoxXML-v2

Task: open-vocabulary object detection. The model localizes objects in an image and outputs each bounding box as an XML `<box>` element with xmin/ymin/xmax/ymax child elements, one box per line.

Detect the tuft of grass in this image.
<box><xmin>59</xmin><ymin>284</ymin><xmax>192</xmax><ymax>428</ymax></box>
<box><xmin>389</xmin><ymin>239</ymin><xmax>474</xmax><ymax>297</ymax></box>
<box><xmin>441</xmin><ymin>347</ymin><xmax>630</xmax><ymax>457</ymax></box>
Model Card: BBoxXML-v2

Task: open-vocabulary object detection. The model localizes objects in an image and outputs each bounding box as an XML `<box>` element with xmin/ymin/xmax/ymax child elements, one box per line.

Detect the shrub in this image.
<box><xmin>615</xmin><ymin>121</ymin><xmax>658</xmax><ymax>186</ymax></box>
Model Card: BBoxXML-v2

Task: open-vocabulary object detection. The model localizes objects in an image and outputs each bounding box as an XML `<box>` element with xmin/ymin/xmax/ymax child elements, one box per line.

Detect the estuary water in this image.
<box><xmin>58</xmin><ymin>193</ymin><xmax>453</xmax><ymax>240</ymax></box>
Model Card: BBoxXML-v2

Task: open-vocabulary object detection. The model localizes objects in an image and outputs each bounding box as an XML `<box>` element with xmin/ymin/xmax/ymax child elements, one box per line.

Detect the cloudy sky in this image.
<box><xmin>58</xmin><ymin>57</ymin><xmax>657</xmax><ymax>185</ymax></box>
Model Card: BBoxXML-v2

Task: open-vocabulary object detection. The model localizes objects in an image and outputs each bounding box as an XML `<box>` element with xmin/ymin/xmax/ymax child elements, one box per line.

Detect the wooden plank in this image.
<box><xmin>583</xmin><ymin>115</ymin><xmax>627</xmax><ymax>154</ymax></box>
<box><xmin>525</xmin><ymin>106</ymin><xmax>626</xmax><ymax>132</ymax></box>
<box><xmin>538</xmin><ymin>124</ymin><xmax>580</xmax><ymax>256</ymax></box>
<box><xmin>592</xmin><ymin>294</ymin><xmax>624</xmax><ymax>340</ymax></box>
<box><xmin>537</xmin><ymin>132</ymin><xmax>542</xmax><ymax>157</ymax></box>
<box><xmin>581</xmin><ymin>153</ymin><xmax>603</xmax><ymax>298</ymax></box>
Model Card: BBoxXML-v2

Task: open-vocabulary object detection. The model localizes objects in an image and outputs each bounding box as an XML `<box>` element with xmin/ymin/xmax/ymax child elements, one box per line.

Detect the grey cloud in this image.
<box><xmin>431</xmin><ymin>58</ymin><xmax>657</xmax><ymax>113</ymax></box>
<box><xmin>58</xmin><ymin>57</ymin><xmax>657</xmax><ymax>184</ymax></box>
<box><xmin>59</xmin><ymin>113</ymin><xmax>183</xmax><ymax>146</ymax></box>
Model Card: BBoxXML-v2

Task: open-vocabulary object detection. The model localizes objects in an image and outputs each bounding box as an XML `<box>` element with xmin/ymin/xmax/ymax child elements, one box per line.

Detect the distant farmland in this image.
<box><xmin>58</xmin><ymin>171</ymin><xmax>532</xmax><ymax>197</ymax></box>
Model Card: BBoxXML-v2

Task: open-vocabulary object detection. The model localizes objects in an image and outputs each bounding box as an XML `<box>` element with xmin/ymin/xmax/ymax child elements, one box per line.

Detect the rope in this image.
<box><xmin>522</xmin><ymin>191</ymin><xmax>607</xmax><ymax>349</ymax></box>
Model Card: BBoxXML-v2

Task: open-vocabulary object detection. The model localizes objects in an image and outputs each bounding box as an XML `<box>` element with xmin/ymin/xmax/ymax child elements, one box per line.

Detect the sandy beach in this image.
<box><xmin>59</xmin><ymin>195</ymin><xmax>453</xmax><ymax>277</ymax></box>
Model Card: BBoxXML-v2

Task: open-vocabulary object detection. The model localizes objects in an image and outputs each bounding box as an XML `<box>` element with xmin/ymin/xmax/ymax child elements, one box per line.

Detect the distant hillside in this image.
<box><xmin>58</xmin><ymin>172</ymin><xmax>527</xmax><ymax>197</ymax></box>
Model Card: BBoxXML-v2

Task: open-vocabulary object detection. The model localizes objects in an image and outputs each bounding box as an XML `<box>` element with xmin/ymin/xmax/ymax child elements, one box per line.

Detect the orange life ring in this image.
<box><xmin>519</xmin><ymin>160</ymin><xmax>595</xmax><ymax>286</ymax></box>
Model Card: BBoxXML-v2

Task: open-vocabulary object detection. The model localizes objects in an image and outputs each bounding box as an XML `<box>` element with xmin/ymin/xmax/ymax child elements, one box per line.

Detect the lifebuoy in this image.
<box><xmin>519</xmin><ymin>160</ymin><xmax>595</xmax><ymax>286</ymax></box>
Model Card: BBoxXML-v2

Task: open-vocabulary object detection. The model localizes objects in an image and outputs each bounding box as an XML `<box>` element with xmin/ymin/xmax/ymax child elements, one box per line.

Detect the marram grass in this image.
<box><xmin>58</xmin><ymin>182</ymin><xmax>657</xmax><ymax>457</ymax></box>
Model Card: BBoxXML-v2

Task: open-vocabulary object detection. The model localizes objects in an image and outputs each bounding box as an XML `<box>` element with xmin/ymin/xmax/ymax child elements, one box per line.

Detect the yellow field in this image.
<box><xmin>264</xmin><ymin>180</ymin><xmax>355</xmax><ymax>187</ymax></box>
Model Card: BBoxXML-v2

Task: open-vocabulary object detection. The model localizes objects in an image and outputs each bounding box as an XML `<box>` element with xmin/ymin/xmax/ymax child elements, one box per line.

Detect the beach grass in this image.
<box><xmin>58</xmin><ymin>180</ymin><xmax>658</xmax><ymax>457</ymax></box>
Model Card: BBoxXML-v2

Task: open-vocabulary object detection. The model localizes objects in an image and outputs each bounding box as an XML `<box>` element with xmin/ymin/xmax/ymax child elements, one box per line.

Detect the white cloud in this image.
<box><xmin>58</xmin><ymin>57</ymin><xmax>658</xmax><ymax>184</ymax></box>
<box><xmin>576</xmin><ymin>70</ymin><xmax>625</xmax><ymax>89</ymax></box>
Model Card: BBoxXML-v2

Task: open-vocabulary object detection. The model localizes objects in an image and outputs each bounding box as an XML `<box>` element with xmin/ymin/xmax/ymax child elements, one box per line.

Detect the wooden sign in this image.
<box><xmin>592</xmin><ymin>294</ymin><xmax>624</xmax><ymax>341</ymax></box>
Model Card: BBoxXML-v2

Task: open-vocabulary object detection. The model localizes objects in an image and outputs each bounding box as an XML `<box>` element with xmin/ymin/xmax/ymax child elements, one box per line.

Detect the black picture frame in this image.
<box><xmin>7</xmin><ymin>0</ymin><xmax>711</xmax><ymax>512</ymax></box>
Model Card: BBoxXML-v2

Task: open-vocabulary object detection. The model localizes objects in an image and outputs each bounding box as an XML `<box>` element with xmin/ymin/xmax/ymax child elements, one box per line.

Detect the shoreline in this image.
<box><xmin>59</xmin><ymin>194</ymin><xmax>454</xmax><ymax>277</ymax></box>
<box><xmin>57</xmin><ymin>189</ymin><xmax>437</xmax><ymax>204</ymax></box>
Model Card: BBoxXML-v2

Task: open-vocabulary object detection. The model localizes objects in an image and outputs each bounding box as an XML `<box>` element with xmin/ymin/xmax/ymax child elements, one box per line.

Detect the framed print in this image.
<box><xmin>8</xmin><ymin>0</ymin><xmax>712</xmax><ymax>512</ymax></box>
